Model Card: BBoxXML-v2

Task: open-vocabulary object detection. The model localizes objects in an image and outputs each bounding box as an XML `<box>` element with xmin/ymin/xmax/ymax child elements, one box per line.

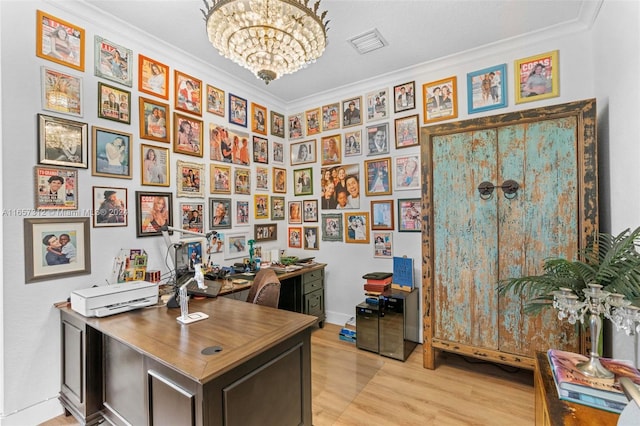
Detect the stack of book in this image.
<box><xmin>362</xmin><ymin>272</ymin><xmax>393</xmax><ymax>297</ymax></box>
<box><xmin>547</xmin><ymin>348</ymin><xmax>640</xmax><ymax>413</ymax></box>
<box><xmin>339</xmin><ymin>318</ymin><xmax>356</xmax><ymax>344</ymax></box>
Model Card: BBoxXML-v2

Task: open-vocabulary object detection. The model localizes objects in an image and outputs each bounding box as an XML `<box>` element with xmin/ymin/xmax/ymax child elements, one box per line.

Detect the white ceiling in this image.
<box><xmin>85</xmin><ymin>0</ymin><xmax>601</xmax><ymax>104</ymax></box>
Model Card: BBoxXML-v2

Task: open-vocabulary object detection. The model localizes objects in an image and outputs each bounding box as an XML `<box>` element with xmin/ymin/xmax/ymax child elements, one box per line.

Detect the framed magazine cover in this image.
<box><xmin>422</xmin><ymin>76</ymin><xmax>458</xmax><ymax>124</ymax></box>
<box><xmin>293</xmin><ymin>168</ymin><xmax>313</xmax><ymax>196</ymax></box>
<box><xmin>290</xmin><ymin>140</ymin><xmax>316</xmax><ymax>165</ymax></box>
<box><xmin>288</xmin><ymin>227</ymin><xmax>302</xmax><ymax>248</ymax></box>
<box><xmin>235</xmin><ymin>200</ymin><xmax>250</xmax><ymax>226</ymax></box>
<box><xmin>176</xmin><ymin>160</ymin><xmax>204</xmax><ymax>198</ymax></box>
<box><xmin>394</xmin><ymin>114</ymin><xmax>420</xmax><ymax>149</ymax></box>
<box><xmin>394</xmin><ymin>81</ymin><xmax>416</xmax><ymax>113</ymax></box>
<box><xmin>373</xmin><ymin>231</ymin><xmax>393</xmax><ymax>258</ymax></box>
<box><xmin>135</xmin><ymin>191</ymin><xmax>173</xmax><ymax>237</ymax></box>
<box><xmin>303</xmin><ymin>226</ymin><xmax>319</xmax><ymax>250</ymax></box>
<box><xmin>255</xmin><ymin>223</ymin><xmax>277</xmax><ymax>242</ymax></box>
<box><xmin>393</xmin><ymin>154</ymin><xmax>420</xmax><ymax>191</ymax></box>
<box><xmin>224</xmin><ymin>233</ymin><xmax>249</xmax><ymax>259</ymax></box>
<box><xmin>305</xmin><ymin>107</ymin><xmax>321</xmax><ymax>136</ymax></box>
<box><xmin>234</xmin><ymin>167</ymin><xmax>251</xmax><ymax>195</ymax></box>
<box><xmin>321</xmin><ymin>213</ymin><xmax>343</xmax><ymax>242</ymax></box>
<box><xmin>288</xmin><ymin>112</ymin><xmax>305</xmax><ymax>140</ymax></box>
<box><xmin>206</xmin><ymin>84</ymin><xmax>225</xmax><ymax>116</ymax></box>
<box><xmin>41</xmin><ymin>66</ymin><xmax>82</xmax><ymax>117</ymax></box>
<box><xmin>174</xmin><ymin>70</ymin><xmax>202</xmax><ymax>115</ymax></box>
<box><xmin>344</xmin><ymin>212</ymin><xmax>370</xmax><ymax>244</ymax></box>
<box><xmin>273</xmin><ymin>141</ymin><xmax>284</xmax><ymax>164</ymax></box>
<box><xmin>251</xmin><ymin>102</ymin><xmax>267</xmax><ymax>135</ymax></box>
<box><xmin>364</xmin><ymin>157</ymin><xmax>393</xmax><ymax>196</ymax></box>
<box><xmin>24</xmin><ymin>217</ymin><xmax>91</xmax><ymax>283</ymax></box>
<box><xmin>98</xmin><ymin>82</ymin><xmax>131</xmax><ymax>124</ymax></box>
<box><xmin>322</xmin><ymin>102</ymin><xmax>340</xmax><ymax>132</ymax></box>
<box><xmin>38</xmin><ymin>113</ymin><xmax>88</xmax><ymax>168</ymax></box>
<box><xmin>365</xmin><ymin>88</ymin><xmax>389</xmax><ymax>122</ymax></box>
<box><xmin>344</xmin><ymin>130</ymin><xmax>362</xmax><ymax>157</ymax></box>
<box><xmin>91</xmin><ymin>126</ymin><xmax>132</xmax><ymax>179</ymax></box>
<box><xmin>229</xmin><ymin>93</ymin><xmax>248</xmax><ymax>127</ymax></box>
<box><xmin>92</xmin><ymin>186</ymin><xmax>127</xmax><ymax>227</ymax></box>
<box><xmin>141</xmin><ymin>144</ymin><xmax>169</xmax><ymax>186</ymax></box>
<box><xmin>398</xmin><ymin>198</ymin><xmax>421</xmax><ymax>232</ymax></box>
<box><xmin>515</xmin><ymin>50</ymin><xmax>559</xmax><ymax>104</ymax></box>
<box><xmin>35</xmin><ymin>166</ymin><xmax>78</xmax><ymax>210</ymax></box>
<box><xmin>270</xmin><ymin>111</ymin><xmax>285</xmax><ymax>138</ymax></box>
<box><xmin>467</xmin><ymin>64</ymin><xmax>507</xmax><ymax>113</ymax></box>
<box><xmin>254</xmin><ymin>194</ymin><xmax>269</xmax><ymax>219</ymax></box>
<box><xmin>174</xmin><ymin>113</ymin><xmax>203</xmax><ymax>157</ymax></box>
<box><xmin>255</xmin><ymin>166</ymin><xmax>269</xmax><ymax>191</ymax></box>
<box><xmin>36</xmin><ymin>10</ymin><xmax>85</xmax><ymax>71</ymax></box>
<box><xmin>273</xmin><ymin>167</ymin><xmax>287</xmax><ymax>193</ymax></box>
<box><xmin>138</xmin><ymin>55</ymin><xmax>169</xmax><ymax>99</ymax></box>
<box><xmin>288</xmin><ymin>201</ymin><xmax>302</xmax><ymax>224</ymax></box>
<box><xmin>210</xmin><ymin>164</ymin><xmax>231</xmax><ymax>194</ymax></box>
<box><xmin>180</xmin><ymin>202</ymin><xmax>204</xmax><ymax>233</ymax></box>
<box><xmin>342</xmin><ymin>96</ymin><xmax>362</xmax><ymax>127</ymax></box>
<box><xmin>371</xmin><ymin>200</ymin><xmax>394</xmax><ymax>230</ymax></box>
<box><xmin>94</xmin><ymin>35</ymin><xmax>133</xmax><ymax>87</ymax></box>
<box><xmin>303</xmin><ymin>200</ymin><xmax>318</xmax><ymax>222</ymax></box>
<box><xmin>253</xmin><ymin>136</ymin><xmax>269</xmax><ymax>164</ymax></box>
<box><xmin>321</xmin><ymin>135</ymin><xmax>341</xmax><ymax>166</ymax></box>
<box><xmin>139</xmin><ymin>97</ymin><xmax>170</xmax><ymax>143</ymax></box>
<box><xmin>271</xmin><ymin>196</ymin><xmax>285</xmax><ymax>220</ymax></box>
<box><xmin>210</xmin><ymin>198</ymin><xmax>232</xmax><ymax>229</ymax></box>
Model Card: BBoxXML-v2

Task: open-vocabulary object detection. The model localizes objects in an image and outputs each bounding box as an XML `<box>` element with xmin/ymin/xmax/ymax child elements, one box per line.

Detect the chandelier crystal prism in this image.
<box><xmin>201</xmin><ymin>0</ymin><xmax>329</xmax><ymax>84</ymax></box>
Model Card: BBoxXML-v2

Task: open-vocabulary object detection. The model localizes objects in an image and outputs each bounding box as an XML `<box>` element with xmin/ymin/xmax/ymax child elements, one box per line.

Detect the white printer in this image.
<box><xmin>70</xmin><ymin>281</ymin><xmax>159</xmax><ymax>317</ymax></box>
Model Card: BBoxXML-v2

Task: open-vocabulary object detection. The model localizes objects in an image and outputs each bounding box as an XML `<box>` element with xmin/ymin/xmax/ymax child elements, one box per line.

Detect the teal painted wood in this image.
<box><xmin>432</xmin><ymin>129</ymin><xmax>499</xmax><ymax>348</ymax></box>
<box><xmin>432</xmin><ymin>117</ymin><xmax>580</xmax><ymax>355</ymax></box>
<box><xmin>422</xmin><ymin>99</ymin><xmax>597</xmax><ymax>370</ymax></box>
<box><xmin>497</xmin><ymin>117</ymin><xmax>580</xmax><ymax>355</ymax></box>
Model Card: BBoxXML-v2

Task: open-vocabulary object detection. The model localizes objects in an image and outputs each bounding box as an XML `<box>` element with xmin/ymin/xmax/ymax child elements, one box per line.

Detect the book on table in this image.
<box><xmin>547</xmin><ymin>348</ymin><xmax>640</xmax><ymax>413</ymax></box>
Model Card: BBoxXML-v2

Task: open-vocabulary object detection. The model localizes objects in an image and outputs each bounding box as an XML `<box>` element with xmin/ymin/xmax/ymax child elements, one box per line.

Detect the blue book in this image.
<box><xmin>392</xmin><ymin>256</ymin><xmax>414</xmax><ymax>289</ymax></box>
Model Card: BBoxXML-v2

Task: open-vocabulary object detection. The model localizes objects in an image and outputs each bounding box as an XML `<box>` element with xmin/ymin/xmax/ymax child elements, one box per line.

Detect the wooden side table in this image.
<box><xmin>534</xmin><ymin>351</ymin><xmax>619</xmax><ymax>426</ymax></box>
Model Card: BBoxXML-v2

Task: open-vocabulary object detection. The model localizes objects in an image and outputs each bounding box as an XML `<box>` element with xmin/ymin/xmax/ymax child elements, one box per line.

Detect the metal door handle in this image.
<box><xmin>477</xmin><ymin>180</ymin><xmax>519</xmax><ymax>200</ymax></box>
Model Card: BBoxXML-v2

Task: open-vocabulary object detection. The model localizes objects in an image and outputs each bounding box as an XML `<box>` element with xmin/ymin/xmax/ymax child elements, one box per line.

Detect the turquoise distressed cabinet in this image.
<box><xmin>421</xmin><ymin>99</ymin><xmax>597</xmax><ymax>370</ymax></box>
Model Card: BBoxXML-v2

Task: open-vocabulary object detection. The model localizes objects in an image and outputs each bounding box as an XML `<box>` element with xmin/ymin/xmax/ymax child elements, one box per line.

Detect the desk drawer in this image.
<box><xmin>302</xmin><ymin>269</ymin><xmax>323</xmax><ymax>284</ymax></box>
<box><xmin>304</xmin><ymin>289</ymin><xmax>323</xmax><ymax>317</ymax></box>
<box><xmin>303</xmin><ymin>278</ymin><xmax>322</xmax><ymax>294</ymax></box>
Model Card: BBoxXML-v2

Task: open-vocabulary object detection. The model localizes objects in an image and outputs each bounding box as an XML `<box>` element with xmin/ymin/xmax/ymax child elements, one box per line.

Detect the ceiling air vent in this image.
<box><xmin>348</xmin><ymin>28</ymin><xmax>388</xmax><ymax>55</ymax></box>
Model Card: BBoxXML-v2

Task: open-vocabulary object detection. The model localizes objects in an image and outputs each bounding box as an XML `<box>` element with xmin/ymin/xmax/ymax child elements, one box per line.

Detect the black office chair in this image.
<box><xmin>246</xmin><ymin>268</ymin><xmax>281</xmax><ymax>308</ymax></box>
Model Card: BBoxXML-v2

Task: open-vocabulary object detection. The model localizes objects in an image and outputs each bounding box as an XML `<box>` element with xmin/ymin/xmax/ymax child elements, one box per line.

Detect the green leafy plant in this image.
<box><xmin>498</xmin><ymin>227</ymin><xmax>640</xmax><ymax>314</ymax></box>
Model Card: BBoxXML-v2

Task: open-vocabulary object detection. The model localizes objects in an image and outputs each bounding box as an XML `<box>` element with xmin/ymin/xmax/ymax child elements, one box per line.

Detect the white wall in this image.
<box><xmin>1</xmin><ymin>0</ymin><xmax>637</xmax><ymax>424</ymax></box>
<box><xmin>592</xmin><ymin>0</ymin><xmax>640</xmax><ymax>364</ymax></box>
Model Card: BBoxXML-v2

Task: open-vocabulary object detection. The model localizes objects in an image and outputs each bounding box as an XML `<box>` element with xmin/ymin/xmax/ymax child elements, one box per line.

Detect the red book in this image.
<box><xmin>364</xmin><ymin>282</ymin><xmax>391</xmax><ymax>292</ymax></box>
<box><xmin>365</xmin><ymin>276</ymin><xmax>393</xmax><ymax>285</ymax></box>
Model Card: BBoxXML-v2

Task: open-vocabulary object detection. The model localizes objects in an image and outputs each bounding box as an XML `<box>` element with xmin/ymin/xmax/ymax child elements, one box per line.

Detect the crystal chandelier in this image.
<box><xmin>201</xmin><ymin>0</ymin><xmax>329</xmax><ymax>84</ymax></box>
<box><xmin>553</xmin><ymin>284</ymin><xmax>640</xmax><ymax>378</ymax></box>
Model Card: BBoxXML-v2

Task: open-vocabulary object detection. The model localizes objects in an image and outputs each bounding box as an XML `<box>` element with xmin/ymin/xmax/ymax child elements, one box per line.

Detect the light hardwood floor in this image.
<box><xmin>41</xmin><ymin>323</ymin><xmax>534</xmax><ymax>425</ymax></box>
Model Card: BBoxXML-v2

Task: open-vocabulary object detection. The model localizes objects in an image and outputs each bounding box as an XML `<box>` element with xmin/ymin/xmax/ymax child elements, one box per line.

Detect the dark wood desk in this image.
<box><xmin>217</xmin><ymin>263</ymin><xmax>326</xmax><ymax>327</ymax></box>
<box><xmin>534</xmin><ymin>351</ymin><xmax>619</xmax><ymax>426</ymax></box>
<box><xmin>58</xmin><ymin>297</ymin><xmax>317</xmax><ymax>426</ymax></box>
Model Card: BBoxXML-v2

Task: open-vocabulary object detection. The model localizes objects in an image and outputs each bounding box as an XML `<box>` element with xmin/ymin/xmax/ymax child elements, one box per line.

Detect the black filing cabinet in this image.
<box><xmin>356</xmin><ymin>289</ymin><xmax>419</xmax><ymax>361</ymax></box>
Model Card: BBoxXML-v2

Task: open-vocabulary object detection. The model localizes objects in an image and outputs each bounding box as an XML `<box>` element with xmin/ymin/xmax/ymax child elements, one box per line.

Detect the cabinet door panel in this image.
<box><xmin>497</xmin><ymin>117</ymin><xmax>580</xmax><ymax>355</ymax></box>
<box><xmin>432</xmin><ymin>129</ymin><xmax>499</xmax><ymax>348</ymax></box>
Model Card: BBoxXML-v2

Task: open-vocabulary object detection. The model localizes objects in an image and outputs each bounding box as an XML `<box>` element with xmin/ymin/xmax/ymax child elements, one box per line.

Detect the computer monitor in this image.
<box><xmin>174</xmin><ymin>239</ymin><xmax>203</xmax><ymax>281</ymax></box>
